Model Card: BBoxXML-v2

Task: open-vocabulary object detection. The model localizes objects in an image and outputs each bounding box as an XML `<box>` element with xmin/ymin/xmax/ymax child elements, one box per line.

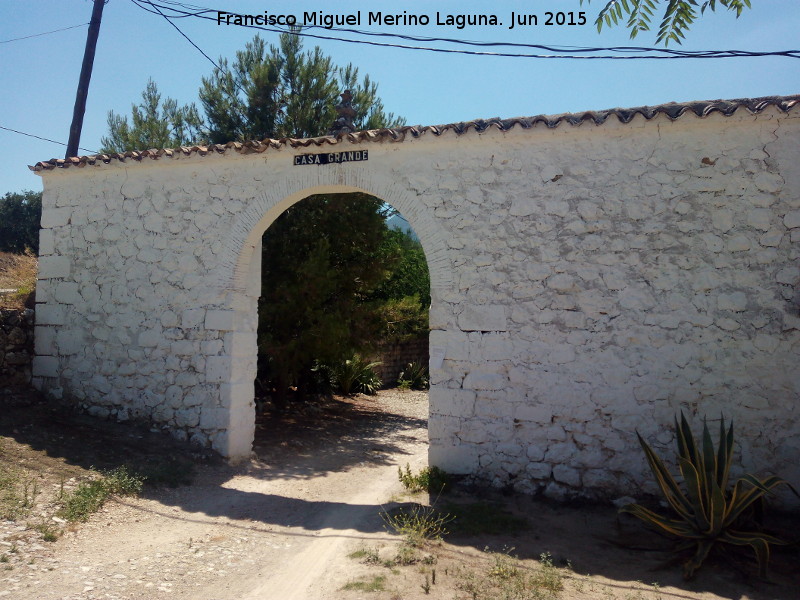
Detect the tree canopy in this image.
<box><xmin>100</xmin><ymin>79</ymin><xmax>204</xmax><ymax>153</ymax></box>
<box><xmin>0</xmin><ymin>191</ymin><xmax>42</xmax><ymax>254</ymax></box>
<box><xmin>581</xmin><ymin>0</ymin><xmax>753</xmax><ymax>45</ymax></box>
<box><xmin>199</xmin><ymin>32</ymin><xmax>403</xmax><ymax>143</ymax></box>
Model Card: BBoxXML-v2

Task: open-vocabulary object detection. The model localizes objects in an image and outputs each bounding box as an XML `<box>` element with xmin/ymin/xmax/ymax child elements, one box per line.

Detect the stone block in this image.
<box><xmin>717</xmin><ymin>292</ymin><xmax>748</xmax><ymax>312</ymax></box>
<box><xmin>205</xmin><ymin>309</ymin><xmax>236</xmax><ymax>331</ymax></box>
<box><xmin>56</xmin><ymin>330</ymin><xmax>84</xmax><ymax>355</ymax></box>
<box><xmin>37</xmin><ymin>256</ymin><xmax>71</xmax><ymax>279</ymax></box>
<box><xmin>34</xmin><ymin>326</ymin><xmax>56</xmax><ymax>354</ymax></box>
<box><xmin>182</xmin><ymin>308</ymin><xmax>206</xmax><ymax>328</ymax></box>
<box><xmin>40</xmin><ymin>207</ymin><xmax>71</xmax><ymax>229</ymax></box>
<box><xmin>54</xmin><ymin>282</ymin><xmax>82</xmax><ymax>305</ymax></box>
<box><xmin>32</xmin><ymin>355</ymin><xmax>59</xmax><ymax>377</ymax></box>
<box><xmin>199</xmin><ymin>407</ymin><xmax>227</xmax><ymax>430</ymax></box>
<box><xmin>138</xmin><ymin>330</ymin><xmax>160</xmax><ymax>347</ymax></box>
<box><xmin>784</xmin><ymin>210</ymin><xmax>800</xmax><ymax>229</ymax></box>
<box><xmin>552</xmin><ymin>465</ymin><xmax>582</xmax><ymax>487</ymax></box>
<box><xmin>35</xmin><ymin>304</ymin><xmax>66</xmax><ymax>326</ymax></box>
<box><xmin>206</xmin><ymin>356</ymin><xmax>230</xmax><ymax>382</ymax></box>
<box><xmin>39</xmin><ymin>229</ymin><xmax>55</xmax><ymax>255</ymax></box>
<box><xmin>458</xmin><ymin>305</ymin><xmax>507</xmax><ymax>332</ymax></box>
<box><xmin>463</xmin><ymin>372</ymin><xmax>507</xmax><ymax>391</ymax></box>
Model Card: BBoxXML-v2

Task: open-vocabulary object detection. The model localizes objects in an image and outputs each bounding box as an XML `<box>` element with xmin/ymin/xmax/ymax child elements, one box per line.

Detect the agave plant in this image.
<box><xmin>331</xmin><ymin>355</ymin><xmax>382</xmax><ymax>396</ymax></box>
<box><xmin>621</xmin><ymin>414</ymin><xmax>797</xmax><ymax>579</ymax></box>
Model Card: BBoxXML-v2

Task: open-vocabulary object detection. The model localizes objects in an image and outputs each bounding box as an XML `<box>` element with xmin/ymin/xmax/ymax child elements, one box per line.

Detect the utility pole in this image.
<box><xmin>66</xmin><ymin>0</ymin><xmax>106</xmax><ymax>158</ymax></box>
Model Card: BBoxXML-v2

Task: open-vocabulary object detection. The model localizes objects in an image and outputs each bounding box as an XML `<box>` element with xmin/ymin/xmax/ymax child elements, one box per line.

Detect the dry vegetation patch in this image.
<box><xmin>0</xmin><ymin>251</ymin><xmax>37</xmax><ymax>310</ymax></box>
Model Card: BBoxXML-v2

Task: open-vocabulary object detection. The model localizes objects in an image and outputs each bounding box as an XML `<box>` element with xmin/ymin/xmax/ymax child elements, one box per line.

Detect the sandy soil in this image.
<box><xmin>1</xmin><ymin>389</ymin><xmax>798</xmax><ymax>600</ymax></box>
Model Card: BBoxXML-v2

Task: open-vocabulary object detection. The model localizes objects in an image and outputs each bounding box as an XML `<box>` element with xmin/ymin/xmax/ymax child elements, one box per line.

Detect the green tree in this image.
<box><xmin>101</xmin><ymin>31</ymin><xmax>416</xmax><ymax>405</ymax></box>
<box><xmin>258</xmin><ymin>194</ymin><xmax>398</xmax><ymax>406</ymax></box>
<box><xmin>0</xmin><ymin>190</ymin><xmax>42</xmax><ymax>254</ymax></box>
<box><xmin>372</xmin><ymin>228</ymin><xmax>430</xmax><ymax>308</ymax></box>
<box><xmin>199</xmin><ymin>32</ymin><xmax>404</xmax><ymax>142</ymax></box>
<box><xmin>100</xmin><ymin>79</ymin><xmax>204</xmax><ymax>153</ymax></box>
<box><xmin>580</xmin><ymin>0</ymin><xmax>753</xmax><ymax>44</ymax></box>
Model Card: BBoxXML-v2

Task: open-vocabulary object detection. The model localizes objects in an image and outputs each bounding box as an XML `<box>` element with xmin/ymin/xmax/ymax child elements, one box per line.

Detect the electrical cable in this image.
<box><xmin>135</xmin><ymin>0</ymin><xmax>800</xmax><ymax>60</ymax></box>
<box><xmin>0</xmin><ymin>23</ymin><xmax>89</xmax><ymax>45</ymax></box>
<box><xmin>0</xmin><ymin>125</ymin><xmax>98</xmax><ymax>154</ymax></box>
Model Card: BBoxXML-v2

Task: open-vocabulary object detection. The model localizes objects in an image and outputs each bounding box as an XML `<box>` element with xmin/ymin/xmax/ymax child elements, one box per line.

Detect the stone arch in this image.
<box><xmin>218</xmin><ymin>170</ymin><xmax>452</xmax><ymax>458</ymax></box>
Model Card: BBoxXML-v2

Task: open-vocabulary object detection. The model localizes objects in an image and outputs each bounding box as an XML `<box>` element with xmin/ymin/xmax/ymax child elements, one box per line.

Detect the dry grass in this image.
<box><xmin>0</xmin><ymin>251</ymin><xmax>37</xmax><ymax>310</ymax></box>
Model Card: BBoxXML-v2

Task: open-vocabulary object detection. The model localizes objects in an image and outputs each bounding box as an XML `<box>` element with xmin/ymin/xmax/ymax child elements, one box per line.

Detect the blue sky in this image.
<box><xmin>1</xmin><ymin>0</ymin><xmax>798</xmax><ymax>194</ymax></box>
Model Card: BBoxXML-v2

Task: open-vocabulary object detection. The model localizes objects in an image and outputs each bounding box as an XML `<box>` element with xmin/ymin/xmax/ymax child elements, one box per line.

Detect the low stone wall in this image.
<box><xmin>372</xmin><ymin>337</ymin><xmax>429</xmax><ymax>387</ymax></box>
<box><xmin>0</xmin><ymin>308</ymin><xmax>34</xmax><ymax>387</ymax></box>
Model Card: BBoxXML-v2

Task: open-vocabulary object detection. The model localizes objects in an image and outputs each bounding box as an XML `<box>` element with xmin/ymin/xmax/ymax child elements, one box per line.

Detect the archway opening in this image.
<box><xmin>249</xmin><ymin>191</ymin><xmax>431</xmax><ymax>456</ymax></box>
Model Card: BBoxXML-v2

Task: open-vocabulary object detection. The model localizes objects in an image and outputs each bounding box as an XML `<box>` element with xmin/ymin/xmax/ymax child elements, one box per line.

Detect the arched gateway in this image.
<box><xmin>31</xmin><ymin>95</ymin><xmax>800</xmax><ymax>500</ymax></box>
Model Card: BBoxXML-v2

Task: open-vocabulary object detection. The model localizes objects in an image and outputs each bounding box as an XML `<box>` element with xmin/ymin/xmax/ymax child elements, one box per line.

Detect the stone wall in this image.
<box><xmin>372</xmin><ymin>337</ymin><xmax>429</xmax><ymax>387</ymax></box>
<box><xmin>32</xmin><ymin>101</ymin><xmax>800</xmax><ymax>503</ymax></box>
<box><xmin>0</xmin><ymin>308</ymin><xmax>34</xmax><ymax>387</ymax></box>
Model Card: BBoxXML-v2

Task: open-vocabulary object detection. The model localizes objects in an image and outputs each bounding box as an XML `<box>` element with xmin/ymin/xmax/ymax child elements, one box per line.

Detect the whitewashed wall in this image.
<box><xmin>33</xmin><ymin>105</ymin><xmax>800</xmax><ymax>501</ymax></box>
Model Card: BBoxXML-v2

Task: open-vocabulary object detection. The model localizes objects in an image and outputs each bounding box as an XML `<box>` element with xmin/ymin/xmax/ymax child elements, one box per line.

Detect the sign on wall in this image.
<box><xmin>293</xmin><ymin>150</ymin><xmax>369</xmax><ymax>166</ymax></box>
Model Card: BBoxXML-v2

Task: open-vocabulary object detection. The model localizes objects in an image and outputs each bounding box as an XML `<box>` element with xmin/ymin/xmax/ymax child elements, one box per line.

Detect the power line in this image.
<box><xmin>0</xmin><ymin>23</ymin><xmax>89</xmax><ymax>45</ymax></box>
<box><xmin>138</xmin><ymin>0</ymin><xmax>220</xmax><ymax>70</ymax></box>
<box><xmin>130</xmin><ymin>0</ymin><xmax>251</xmax><ymax>102</ymax></box>
<box><xmin>0</xmin><ymin>124</ymin><xmax>98</xmax><ymax>154</ymax></box>
<box><xmin>134</xmin><ymin>0</ymin><xmax>800</xmax><ymax>60</ymax></box>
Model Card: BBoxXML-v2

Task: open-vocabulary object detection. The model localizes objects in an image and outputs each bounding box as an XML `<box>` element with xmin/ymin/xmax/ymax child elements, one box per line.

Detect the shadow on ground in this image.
<box><xmin>250</xmin><ymin>394</ymin><xmax>427</xmax><ymax>479</ymax></box>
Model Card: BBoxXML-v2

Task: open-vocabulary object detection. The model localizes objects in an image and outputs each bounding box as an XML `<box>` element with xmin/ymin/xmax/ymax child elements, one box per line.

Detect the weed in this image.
<box><xmin>348</xmin><ymin>546</ymin><xmax>381</xmax><ymax>565</ymax></box>
<box><xmin>32</xmin><ymin>522</ymin><xmax>60</xmax><ymax>542</ymax></box>
<box><xmin>340</xmin><ymin>574</ymin><xmax>387</xmax><ymax>592</ymax></box>
<box><xmin>0</xmin><ymin>468</ymin><xmax>43</xmax><ymax>521</ymax></box>
<box><xmin>531</xmin><ymin>552</ymin><xmax>564</xmax><ymax>595</ymax></box>
<box><xmin>381</xmin><ymin>503</ymin><xmax>453</xmax><ymax>547</ymax></box>
<box><xmin>421</xmin><ymin>573</ymin><xmax>431</xmax><ymax>594</ymax></box>
<box><xmin>398</xmin><ymin>464</ymin><xmax>450</xmax><ymax>494</ymax></box>
<box><xmin>58</xmin><ymin>466</ymin><xmax>144</xmax><ymax>522</ymax></box>
<box><xmin>488</xmin><ymin>549</ymin><xmax>519</xmax><ymax>580</ymax></box>
<box><xmin>455</xmin><ymin>549</ymin><xmax>565</xmax><ymax>600</ymax></box>
<box><xmin>0</xmin><ymin>554</ymin><xmax>7</xmax><ymax>563</ymax></box>
<box><xmin>445</xmin><ymin>501</ymin><xmax>528</xmax><ymax>536</ymax></box>
<box><xmin>392</xmin><ymin>544</ymin><xmax>419</xmax><ymax>565</ymax></box>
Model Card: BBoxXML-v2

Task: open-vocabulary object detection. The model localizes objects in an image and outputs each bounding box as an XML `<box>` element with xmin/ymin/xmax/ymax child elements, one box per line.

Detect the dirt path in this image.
<box><xmin>2</xmin><ymin>390</ymin><xmax>428</xmax><ymax>600</ymax></box>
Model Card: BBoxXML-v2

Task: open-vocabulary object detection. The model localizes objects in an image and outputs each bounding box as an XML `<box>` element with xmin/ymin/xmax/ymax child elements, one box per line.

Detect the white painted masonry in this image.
<box><xmin>32</xmin><ymin>100</ymin><xmax>800</xmax><ymax>501</ymax></box>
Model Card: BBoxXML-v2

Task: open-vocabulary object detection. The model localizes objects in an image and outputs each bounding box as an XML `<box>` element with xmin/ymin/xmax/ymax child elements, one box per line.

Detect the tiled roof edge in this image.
<box><xmin>30</xmin><ymin>94</ymin><xmax>800</xmax><ymax>172</ymax></box>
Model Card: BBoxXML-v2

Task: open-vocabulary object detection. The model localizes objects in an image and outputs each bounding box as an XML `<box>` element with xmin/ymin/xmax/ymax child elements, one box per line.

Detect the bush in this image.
<box><xmin>398</xmin><ymin>464</ymin><xmax>449</xmax><ymax>494</ymax></box>
<box><xmin>398</xmin><ymin>361</ymin><xmax>429</xmax><ymax>390</ymax></box>
<box><xmin>621</xmin><ymin>414</ymin><xmax>798</xmax><ymax>579</ymax></box>
<box><xmin>331</xmin><ymin>355</ymin><xmax>382</xmax><ymax>395</ymax></box>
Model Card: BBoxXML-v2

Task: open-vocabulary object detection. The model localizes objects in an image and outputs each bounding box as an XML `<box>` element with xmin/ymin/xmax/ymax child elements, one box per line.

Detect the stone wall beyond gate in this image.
<box><xmin>31</xmin><ymin>97</ymin><xmax>800</xmax><ymax>501</ymax></box>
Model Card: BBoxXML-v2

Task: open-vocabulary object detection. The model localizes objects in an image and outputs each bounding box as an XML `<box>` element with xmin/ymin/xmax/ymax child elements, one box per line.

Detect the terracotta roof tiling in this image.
<box><xmin>30</xmin><ymin>94</ymin><xmax>800</xmax><ymax>173</ymax></box>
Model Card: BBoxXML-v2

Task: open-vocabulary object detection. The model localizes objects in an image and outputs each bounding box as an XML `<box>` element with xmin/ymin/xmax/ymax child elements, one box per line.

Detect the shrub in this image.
<box><xmin>331</xmin><ymin>355</ymin><xmax>382</xmax><ymax>395</ymax></box>
<box><xmin>380</xmin><ymin>503</ymin><xmax>453</xmax><ymax>547</ymax></box>
<box><xmin>621</xmin><ymin>414</ymin><xmax>798</xmax><ymax>578</ymax></box>
<box><xmin>398</xmin><ymin>464</ymin><xmax>449</xmax><ymax>494</ymax></box>
<box><xmin>397</xmin><ymin>361</ymin><xmax>429</xmax><ymax>390</ymax></box>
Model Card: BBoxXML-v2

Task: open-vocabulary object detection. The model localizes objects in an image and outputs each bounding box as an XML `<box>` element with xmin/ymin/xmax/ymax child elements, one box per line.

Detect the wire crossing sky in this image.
<box><xmin>1</xmin><ymin>0</ymin><xmax>798</xmax><ymax>193</ymax></box>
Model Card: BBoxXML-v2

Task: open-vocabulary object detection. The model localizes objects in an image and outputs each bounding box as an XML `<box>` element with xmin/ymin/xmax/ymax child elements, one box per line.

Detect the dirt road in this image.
<box><xmin>2</xmin><ymin>390</ymin><xmax>428</xmax><ymax>600</ymax></box>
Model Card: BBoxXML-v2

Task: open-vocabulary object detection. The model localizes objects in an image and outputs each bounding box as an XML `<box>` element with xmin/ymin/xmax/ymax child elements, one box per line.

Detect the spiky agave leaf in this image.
<box><xmin>623</xmin><ymin>415</ymin><xmax>797</xmax><ymax>579</ymax></box>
